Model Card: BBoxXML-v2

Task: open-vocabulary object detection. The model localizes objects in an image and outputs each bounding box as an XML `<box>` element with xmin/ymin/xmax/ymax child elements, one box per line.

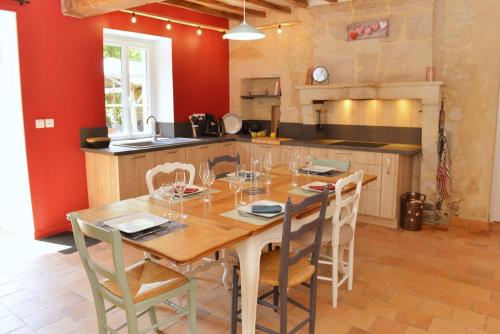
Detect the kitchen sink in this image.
<box><xmin>329</xmin><ymin>141</ymin><xmax>387</xmax><ymax>148</ymax></box>
<box><xmin>114</xmin><ymin>137</ymin><xmax>201</xmax><ymax>148</ymax></box>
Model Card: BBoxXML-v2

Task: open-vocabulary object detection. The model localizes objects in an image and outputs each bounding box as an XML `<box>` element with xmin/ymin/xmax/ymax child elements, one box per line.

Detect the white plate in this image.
<box><xmin>175</xmin><ymin>185</ymin><xmax>205</xmax><ymax>197</ymax></box>
<box><xmin>238</xmin><ymin>200</ymin><xmax>285</xmax><ymax>218</ymax></box>
<box><xmin>104</xmin><ymin>212</ymin><xmax>168</xmax><ymax>234</ymax></box>
<box><xmin>301</xmin><ymin>165</ymin><xmax>336</xmax><ymax>174</ymax></box>
<box><xmin>222</xmin><ymin>113</ymin><xmax>243</xmax><ymax>134</ymax></box>
<box><xmin>301</xmin><ymin>181</ymin><xmax>336</xmax><ymax>193</ymax></box>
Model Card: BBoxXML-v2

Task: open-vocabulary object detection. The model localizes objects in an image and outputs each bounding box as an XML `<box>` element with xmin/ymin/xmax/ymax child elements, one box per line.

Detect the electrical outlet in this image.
<box><xmin>35</xmin><ymin>119</ymin><xmax>45</xmax><ymax>129</ymax></box>
<box><xmin>45</xmin><ymin>119</ymin><xmax>55</xmax><ymax>128</ymax></box>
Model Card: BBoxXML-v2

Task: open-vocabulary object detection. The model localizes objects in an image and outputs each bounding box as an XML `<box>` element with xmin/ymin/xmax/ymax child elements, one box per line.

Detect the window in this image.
<box><xmin>103</xmin><ymin>29</ymin><xmax>174</xmax><ymax>139</ymax></box>
<box><xmin>104</xmin><ymin>41</ymin><xmax>150</xmax><ymax>138</ymax></box>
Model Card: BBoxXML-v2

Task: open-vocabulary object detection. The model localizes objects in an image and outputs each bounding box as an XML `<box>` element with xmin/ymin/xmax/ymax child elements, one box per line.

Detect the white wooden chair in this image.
<box><xmin>318</xmin><ymin>170</ymin><xmax>363</xmax><ymax>307</ymax></box>
<box><xmin>146</xmin><ymin>162</ymin><xmax>196</xmax><ymax>194</ymax></box>
<box><xmin>68</xmin><ymin>213</ymin><xmax>197</xmax><ymax>334</ymax></box>
<box><xmin>145</xmin><ymin>161</ymin><xmax>231</xmax><ymax>288</ymax></box>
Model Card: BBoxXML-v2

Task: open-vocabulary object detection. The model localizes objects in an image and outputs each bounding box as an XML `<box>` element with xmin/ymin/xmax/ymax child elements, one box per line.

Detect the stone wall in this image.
<box><xmin>229</xmin><ymin>0</ymin><xmax>500</xmax><ymax>222</ymax></box>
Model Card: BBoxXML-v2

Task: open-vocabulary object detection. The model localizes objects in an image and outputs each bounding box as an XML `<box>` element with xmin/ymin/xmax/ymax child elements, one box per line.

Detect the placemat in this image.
<box><xmin>288</xmin><ymin>187</ymin><xmax>318</xmax><ymax>197</ymax></box>
<box><xmin>97</xmin><ymin>220</ymin><xmax>187</xmax><ymax>242</ymax></box>
<box><xmin>154</xmin><ymin>188</ymin><xmax>221</xmax><ymax>204</ymax></box>
<box><xmin>221</xmin><ymin>209</ymin><xmax>283</xmax><ymax>226</ymax></box>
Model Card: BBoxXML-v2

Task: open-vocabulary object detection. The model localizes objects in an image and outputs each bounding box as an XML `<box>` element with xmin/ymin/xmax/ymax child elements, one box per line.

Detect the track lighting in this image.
<box><xmin>277</xmin><ymin>25</ymin><xmax>283</xmax><ymax>34</ymax></box>
<box><xmin>197</xmin><ymin>27</ymin><xmax>202</xmax><ymax>36</ymax></box>
<box><xmin>166</xmin><ymin>20</ymin><xmax>172</xmax><ymax>30</ymax></box>
<box><xmin>131</xmin><ymin>12</ymin><xmax>137</xmax><ymax>24</ymax></box>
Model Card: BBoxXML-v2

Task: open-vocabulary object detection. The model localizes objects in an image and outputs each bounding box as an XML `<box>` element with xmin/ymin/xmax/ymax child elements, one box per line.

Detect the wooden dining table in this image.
<box><xmin>73</xmin><ymin>166</ymin><xmax>377</xmax><ymax>334</ymax></box>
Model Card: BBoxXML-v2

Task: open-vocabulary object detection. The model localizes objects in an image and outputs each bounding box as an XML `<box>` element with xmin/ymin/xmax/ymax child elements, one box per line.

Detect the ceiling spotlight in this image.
<box><xmin>131</xmin><ymin>12</ymin><xmax>137</xmax><ymax>24</ymax></box>
<box><xmin>166</xmin><ymin>20</ymin><xmax>172</xmax><ymax>30</ymax></box>
<box><xmin>277</xmin><ymin>25</ymin><xmax>283</xmax><ymax>34</ymax></box>
<box><xmin>197</xmin><ymin>27</ymin><xmax>202</xmax><ymax>36</ymax></box>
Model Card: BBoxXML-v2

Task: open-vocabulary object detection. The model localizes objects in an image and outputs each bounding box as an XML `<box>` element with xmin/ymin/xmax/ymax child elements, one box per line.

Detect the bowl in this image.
<box><xmin>86</xmin><ymin>137</ymin><xmax>111</xmax><ymax>148</ymax></box>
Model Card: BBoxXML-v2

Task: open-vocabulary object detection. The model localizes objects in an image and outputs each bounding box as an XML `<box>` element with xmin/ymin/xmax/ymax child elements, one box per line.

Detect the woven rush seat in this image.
<box><xmin>102</xmin><ymin>261</ymin><xmax>188</xmax><ymax>303</ymax></box>
<box><xmin>259</xmin><ymin>250</ymin><xmax>315</xmax><ymax>287</ymax></box>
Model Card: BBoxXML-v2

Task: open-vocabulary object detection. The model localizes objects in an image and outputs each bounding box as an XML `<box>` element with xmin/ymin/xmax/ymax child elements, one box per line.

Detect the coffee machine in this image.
<box><xmin>189</xmin><ymin>113</ymin><xmax>224</xmax><ymax>137</ymax></box>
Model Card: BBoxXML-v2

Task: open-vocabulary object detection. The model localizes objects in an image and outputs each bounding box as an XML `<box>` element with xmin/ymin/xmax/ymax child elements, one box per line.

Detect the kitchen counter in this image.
<box><xmin>81</xmin><ymin>135</ymin><xmax>421</xmax><ymax>156</ymax></box>
<box><xmin>284</xmin><ymin>139</ymin><xmax>421</xmax><ymax>156</ymax></box>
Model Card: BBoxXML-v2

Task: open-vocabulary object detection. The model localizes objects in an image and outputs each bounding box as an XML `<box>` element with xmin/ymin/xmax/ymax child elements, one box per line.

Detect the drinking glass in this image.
<box><xmin>306</xmin><ymin>153</ymin><xmax>314</xmax><ymax>177</ymax></box>
<box><xmin>199</xmin><ymin>162</ymin><xmax>210</xmax><ymax>203</ymax></box>
<box><xmin>289</xmin><ymin>160</ymin><xmax>299</xmax><ymax>188</ymax></box>
<box><xmin>251</xmin><ymin>155</ymin><xmax>263</xmax><ymax>190</ymax></box>
<box><xmin>160</xmin><ymin>183</ymin><xmax>175</xmax><ymax>217</ymax></box>
<box><xmin>175</xmin><ymin>172</ymin><xmax>187</xmax><ymax>219</ymax></box>
<box><xmin>229</xmin><ymin>175</ymin><xmax>242</xmax><ymax>208</ymax></box>
<box><xmin>206</xmin><ymin>168</ymin><xmax>216</xmax><ymax>201</ymax></box>
<box><xmin>263</xmin><ymin>152</ymin><xmax>272</xmax><ymax>185</ymax></box>
<box><xmin>236</xmin><ymin>164</ymin><xmax>247</xmax><ymax>205</ymax></box>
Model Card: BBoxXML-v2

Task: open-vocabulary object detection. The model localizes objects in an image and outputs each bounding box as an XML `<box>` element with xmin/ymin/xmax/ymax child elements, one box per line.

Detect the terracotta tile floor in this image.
<box><xmin>2</xmin><ymin>222</ymin><xmax>500</xmax><ymax>333</ymax></box>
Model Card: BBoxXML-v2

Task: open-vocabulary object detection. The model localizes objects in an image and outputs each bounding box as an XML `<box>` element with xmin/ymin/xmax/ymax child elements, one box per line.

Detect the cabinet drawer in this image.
<box><xmin>154</xmin><ymin>148</ymin><xmax>186</xmax><ymax>165</ymax></box>
<box><xmin>331</xmin><ymin>149</ymin><xmax>383</xmax><ymax>165</ymax></box>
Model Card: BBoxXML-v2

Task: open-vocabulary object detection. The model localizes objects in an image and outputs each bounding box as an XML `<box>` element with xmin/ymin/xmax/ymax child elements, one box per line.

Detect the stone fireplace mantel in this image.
<box><xmin>295</xmin><ymin>81</ymin><xmax>445</xmax><ymax>203</ymax></box>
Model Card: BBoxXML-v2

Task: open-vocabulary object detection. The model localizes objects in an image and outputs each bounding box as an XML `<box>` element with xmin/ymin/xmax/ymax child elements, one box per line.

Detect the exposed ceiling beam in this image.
<box><xmin>160</xmin><ymin>0</ymin><xmax>243</xmax><ymax>20</ymax></box>
<box><xmin>244</xmin><ymin>0</ymin><xmax>291</xmax><ymax>13</ymax></box>
<box><xmin>193</xmin><ymin>0</ymin><xmax>266</xmax><ymax>17</ymax></box>
<box><xmin>283</xmin><ymin>0</ymin><xmax>308</xmax><ymax>8</ymax></box>
<box><xmin>61</xmin><ymin>0</ymin><xmax>162</xmax><ymax>17</ymax></box>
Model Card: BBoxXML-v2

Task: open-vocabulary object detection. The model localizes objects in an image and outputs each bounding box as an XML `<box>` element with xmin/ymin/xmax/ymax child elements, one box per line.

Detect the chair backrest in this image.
<box><xmin>332</xmin><ymin>170</ymin><xmax>363</xmax><ymax>231</ymax></box>
<box><xmin>208</xmin><ymin>154</ymin><xmax>240</xmax><ymax>178</ymax></box>
<box><xmin>279</xmin><ymin>189</ymin><xmax>329</xmax><ymax>288</ymax></box>
<box><xmin>146</xmin><ymin>162</ymin><xmax>196</xmax><ymax>194</ymax></box>
<box><xmin>68</xmin><ymin>213</ymin><xmax>134</xmax><ymax>304</ymax></box>
<box><xmin>313</xmin><ymin>159</ymin><xmax>350</xmax><ymax>173</ymax></box>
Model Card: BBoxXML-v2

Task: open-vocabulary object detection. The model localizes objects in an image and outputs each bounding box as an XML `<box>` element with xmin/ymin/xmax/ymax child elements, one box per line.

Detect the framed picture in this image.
<box><xmin>347</xmin><ymin>19</ymin><xmax>389</xmax><ymax>41</ymax></box>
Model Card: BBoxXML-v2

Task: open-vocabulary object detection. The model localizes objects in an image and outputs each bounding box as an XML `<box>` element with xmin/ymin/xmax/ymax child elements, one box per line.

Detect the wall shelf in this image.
<box><xmin>241</xmin><ymin>94</ymin><xmax>281</xmax><ymax>99</ymax></box>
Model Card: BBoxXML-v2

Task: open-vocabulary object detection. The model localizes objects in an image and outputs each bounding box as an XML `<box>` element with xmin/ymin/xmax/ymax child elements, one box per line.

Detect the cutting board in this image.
<box><xmin>251</xmin><ymin>137</ymin><xmax>293</xmax><ymax>145</ymax></box>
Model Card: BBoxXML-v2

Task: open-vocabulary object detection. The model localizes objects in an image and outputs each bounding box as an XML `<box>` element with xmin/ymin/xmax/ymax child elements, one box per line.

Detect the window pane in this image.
<box><xmin>103</xmin><ymin>45</ymin><xmax>124</xmax><ymax>135</ymax></box>
<box><xmin>128</xmin><ymin>47</ymin><xmax>149</xmax><ymax>134</ymax></box>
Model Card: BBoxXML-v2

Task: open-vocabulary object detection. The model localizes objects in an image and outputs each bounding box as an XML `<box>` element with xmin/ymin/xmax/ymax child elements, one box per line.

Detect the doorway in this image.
<box><xmin>0</xmin><ymin>10</ymin><xmax>34</xmax><ymax>238</ymax></box>
<box><xmin>491</xmin><ymin>86</ymin><xmax>500</xmax><ymax>222</ymax></box>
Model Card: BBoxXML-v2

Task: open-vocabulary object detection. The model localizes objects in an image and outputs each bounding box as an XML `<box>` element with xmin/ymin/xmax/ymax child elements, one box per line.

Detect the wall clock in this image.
<box><xmin>312</xmin><ymin>66</ymin><xmax>329</xmax><ymax>85</ymax></box>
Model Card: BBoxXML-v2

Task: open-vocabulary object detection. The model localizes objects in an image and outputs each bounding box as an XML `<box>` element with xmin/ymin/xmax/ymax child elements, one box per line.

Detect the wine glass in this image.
<box><xmin>306</xmin><ymin>153</ymin><xmax>314</xmax><ymax>177</ymax></box>
<box><xmin>289</xmin><ymin>160</ymin><xmax>299</xmax><ymax>188</ymax></box>
<box><xmin>263</xmin><ymin>152</ymin><xmax>272</xmax><ymax>185</ymax></box>
<box><xmin>199</xmin><ymin>162</ymin><xmax>210</xmax><ymax>203</ymax></box>
<box><xmin>160</xmin><ymin>183</ymin><xmax>175</xmax><ymax>217</ymax></box>
<box><xmin>251</xmin><ymin>155</ymin><xmax>263</xmax><ymax>190</ymax></box>
<box><xmin>236</xmin><ymin>164</ymin><xmax>247</xmax><ymax>205</ymax></box>
<box><xmin>206</xmin><ymin>168</ymin><xmax>216</xmax><ymax>201</ymax></box>
<box><xmin>175</xmin><ymin>172</ymin><xmax>187</xmax><ymax>219</ymax></box>
<box><xmin>229</xmin><ymin>175</ymin><xmax>242</xmax><ymax>208</ymax></box>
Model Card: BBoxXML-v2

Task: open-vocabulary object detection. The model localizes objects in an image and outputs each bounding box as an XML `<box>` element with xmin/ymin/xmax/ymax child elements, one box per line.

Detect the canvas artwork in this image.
<box><xmin>347</xmin><ymin>19</ymin><xmax>389</xmax><ymax>41</ymax></box>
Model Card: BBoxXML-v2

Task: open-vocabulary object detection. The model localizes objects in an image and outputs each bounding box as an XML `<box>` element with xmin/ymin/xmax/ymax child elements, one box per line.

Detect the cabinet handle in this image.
<box><xmin>335</xmin><ymin>151</ymin><xmax>352</xmax><ymax>155</ymax></box>
<box><xmin>198</xmin><ymin>146</ymin><xmax>209</xmax><ymax>150</ymax></box>
<box><xmin>259</xmin><ymin>145</ymin><xmax>271</xmax><ymax>149</ymax></box>
<box><xmin>386</xmin><ymin>157</ymin><xmax>391</xmax><ymax>175</ymax></box>
<box><xmin>130</xmin><ymin>155</ymin><xmax>146</xmax><ymax>159</ymax></box>
<box><xmin>223</xmin><ymin>143</ymin><xmax>232</xmax><ymax>147</ymax></box>
<box><xmin>164</xmin><ymin>150</ymin><xmax>178</xmax><ymax>155</ymax></box>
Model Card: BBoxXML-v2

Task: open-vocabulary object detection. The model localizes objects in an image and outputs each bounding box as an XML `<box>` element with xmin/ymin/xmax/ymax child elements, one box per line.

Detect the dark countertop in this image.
<box><xmin>284</xmin><ymin>139</ymin><xmax>421</xmax><ymax>156</ymax></box>
<box><xmin>82</xmin><ymin>135</ymin><xmax>421</xmax><ymax>156</ymax></box>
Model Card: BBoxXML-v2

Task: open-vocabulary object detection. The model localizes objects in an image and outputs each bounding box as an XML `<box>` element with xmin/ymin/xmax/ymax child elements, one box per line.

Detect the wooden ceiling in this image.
<box><xmin>61</xmin><ymin>0</ymin><xmax>311</xmax><ymax>19</ymax></box>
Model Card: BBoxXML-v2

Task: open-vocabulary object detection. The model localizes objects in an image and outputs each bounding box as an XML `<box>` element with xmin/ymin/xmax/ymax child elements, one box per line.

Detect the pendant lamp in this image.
<box><xmin>223</xmin><ymin>0</ymin><xmax>265</xmax><ymax>40</ymax></box>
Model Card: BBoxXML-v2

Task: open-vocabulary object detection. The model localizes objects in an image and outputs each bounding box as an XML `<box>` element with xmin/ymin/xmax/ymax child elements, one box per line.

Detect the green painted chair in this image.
<box><xmin>69</xmin><ymin>213</ymin><xmax>197</xmax><ymax>334</ymax></box>
<box><xmin>313</xmin><ymin>159</ymin><xmax>350</xmax><ymax>173</ymax></box>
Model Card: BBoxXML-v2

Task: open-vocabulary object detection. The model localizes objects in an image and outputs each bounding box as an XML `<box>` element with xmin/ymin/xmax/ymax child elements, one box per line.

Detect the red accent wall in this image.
<box><xmin>0</xmin><ymin>1</ymin><xmax>229</xmax><ymax>238</ymax></box>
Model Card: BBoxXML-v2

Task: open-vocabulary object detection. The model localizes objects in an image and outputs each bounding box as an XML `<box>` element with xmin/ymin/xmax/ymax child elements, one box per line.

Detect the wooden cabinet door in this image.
<box><xmin>153</xmin><ymin>148</ymin><xmax>186</xmax><ymax>187</ymax></box>
<box><xmin>235</xmin><ymin>142</ymin><xmax>251</xmax><ymax>166</ymax></box>
<box><xmin>349</xmin><ymin>163</ymin><xmax>382</xmax><ymax>191</ymax></box>
<box><xmin>185</xmin><ymin>144</ymin><xmax>213</xmax><ymax>173</ymax></box>
<box><xmin>280</xmin><ymin>145</ymin><xmax>309</xmax><ymax>166</ymax></box>
<box><xmin>358</xmin><ymin>189</ymin><xmax>381</xmax><ymax>216</ymax></box>
<box><xmin>380</xmin><ymin>153</ymin><xmax>398</xmax><ymax>219</ymax></box>
<box><xmin>250</xmin><ymin>143</ymin><xmax>281</xmax><ymax>166</ymax></box>
<box><xmin>212</xmin><ymin>142</ymin><xmax>236</xmax><ymax>175</ymax></box>
<box><xmin>118</xmin><ymin>152</ymin><xmax>155</xmax><ymax>199</ymax></box>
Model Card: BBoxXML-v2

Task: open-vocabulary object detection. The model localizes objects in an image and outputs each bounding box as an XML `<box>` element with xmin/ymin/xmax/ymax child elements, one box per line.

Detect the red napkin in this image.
<box><xmin>175</xmin><ymin>187</ymin><xmax>198</xmax><ymax>194</ymax></box>
<box><xmin>309</xmin><ymin>184</ymin><xmax>335</xmax><ymax>191</ymax></box>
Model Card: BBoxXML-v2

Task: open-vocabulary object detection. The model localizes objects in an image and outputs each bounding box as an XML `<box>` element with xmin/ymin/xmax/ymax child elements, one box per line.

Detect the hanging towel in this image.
<box><xmin>437</xmin><ymin>133</ymin><xmax>451</xmax><ymax>199</ymax></box>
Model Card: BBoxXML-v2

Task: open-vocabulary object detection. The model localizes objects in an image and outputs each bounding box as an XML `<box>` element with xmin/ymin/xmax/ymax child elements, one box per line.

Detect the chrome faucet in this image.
<box><xmin>146</xmin><ymin>115</ymin><xmax>162</xmax><ymax>141</ymax></box>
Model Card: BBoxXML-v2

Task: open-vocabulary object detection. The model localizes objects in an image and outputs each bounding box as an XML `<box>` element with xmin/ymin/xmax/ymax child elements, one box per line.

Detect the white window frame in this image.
<box><xmin>104</xmin><ymin>34</ymin><xmax>153</xmax><ymax>140</ymax></box>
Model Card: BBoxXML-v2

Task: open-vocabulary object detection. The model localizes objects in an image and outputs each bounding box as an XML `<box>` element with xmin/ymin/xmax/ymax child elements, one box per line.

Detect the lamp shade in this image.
<box><xmin>223</xmin><ymin>20</ymin><xmax>265</xmax><ymax>40</ymax></box>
